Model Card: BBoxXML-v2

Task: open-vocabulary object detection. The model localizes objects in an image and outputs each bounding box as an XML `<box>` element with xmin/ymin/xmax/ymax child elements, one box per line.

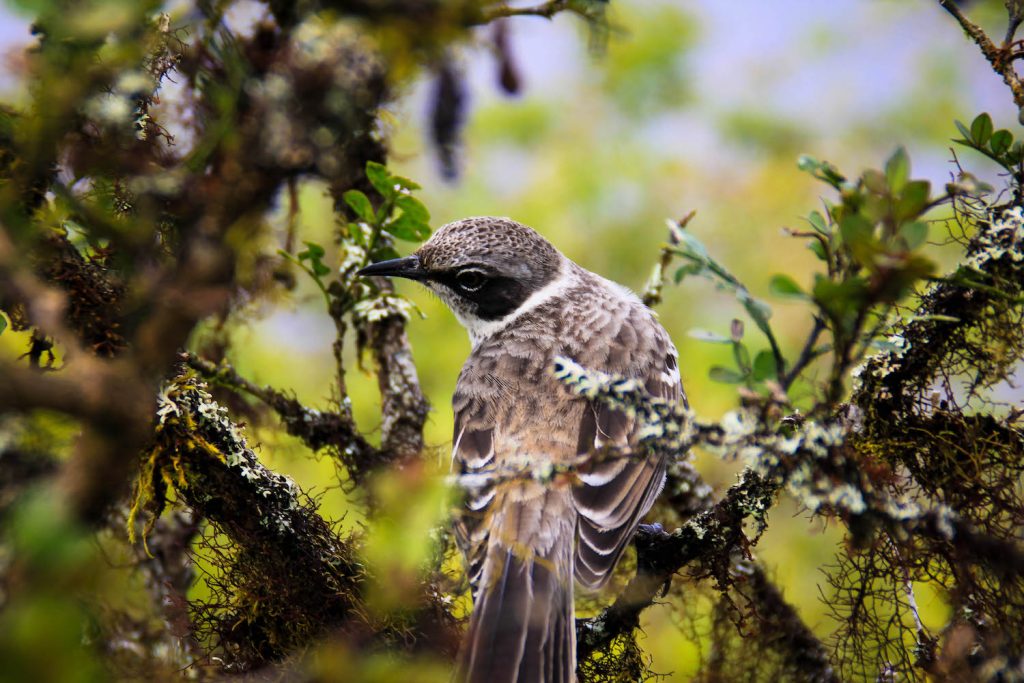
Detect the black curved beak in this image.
<box><xmin>356</xmin><ymin>255</ymin><xmax>425</xmax><ymax>280</ymax></box>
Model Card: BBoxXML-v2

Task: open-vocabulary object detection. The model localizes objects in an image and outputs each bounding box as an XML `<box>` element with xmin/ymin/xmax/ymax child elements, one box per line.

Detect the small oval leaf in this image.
<box><xmin>990</xmin><ymin>129</ymin><xmax>1013</xmax><ymax>156</ymax></box>
<box><xmin>366</xmin><ymin>161</ymin><xmax>394</xmax><ymax>198</ymax></box>
<box><xmin>769</xmin><ymin>274</ymin><xmax>806</xmax><ymax>299</ymax></box>
<box><xmin>884</xmin><ymin>146</ymin><xmax>910</xmax><ymax>193</ymax></box>
<box><xmin>343</xmin><ymin>190</ymin><xmax>375</xmax><ymax>224</ymax></box>
<box><xmin>752</xmin><ymin>349</ymin><xmax>777</xmax><ymax>382</ymax></box>
<box><xmin>807</xmin><ymin>210</ymin><xmax>828</xmax><ymax>235</ymax></box>
<box><xmin>709</xmin><ymin>366</ymin><xmax>745</xmax><ymax>384</ymax></box>
<box><xmin>970</xmin><ymin>112</ymin><xmax>994</xmax><ymax>146</ymax></box>
<box><xmin>898</xmin><ymin>221</ymin><xmax>929</xmax><ymax>250</ymax></box>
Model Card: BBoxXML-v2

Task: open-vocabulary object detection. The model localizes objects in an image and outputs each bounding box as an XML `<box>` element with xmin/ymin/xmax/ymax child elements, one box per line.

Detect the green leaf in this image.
<box><xmin>674</xmin><ymin>230</ymin><xmax>710</xmax><ymax>261</ymax></box>
<box><xmin>807</xmin><ymin>210</ymin><xmax>828</xmax><ymax>235</ymax></box>
<box><xmin>812</xmin><ymin>274</ymin><xmax>870</xmax><ymax>330</ymax></box>
<box><xmin>818</xmin><ymin>161</ymin><xmax>847</xmax><ymax>188</ymax></box>
<box><xmin>799</xmin><ymin>155</ymin><xmax>846</xmax><ymax>188</ymax></box>
<box><xmin>839</xmin><ymin>214</ymin><xmax>874</xmax><ymax>247</ymax></box>
<box><xmin>990</xmin><ymin>129</ymin><xmax>1013</xmax><ymax>156</ymax></box>
<box><xmin>346</xmin><ymin>221</ymin><xmax>367</xmax><ymax>248</ymax></box>
<box><xmin>733</xmin><ymin>340</ymin><xmax>751</xmax><ymax>372</ymax></box>
<box><xmin>343</xmin><ymin>190</ymin><xmax>375</xmax><ymax>224</ymax></box>
<box><xmin>395</xmin><ymin>195</ymin><xmax>430</xmax><ymax>223</ymax></box>
<box><xmin>673</xmin><ymin>262</ymin><xmax>703</xmax><ymax>283</ymax></box>
<box><xmin>736</xmin><ymin>288</ymin><xmax>773</xmax><ymax>337</ymax></box>
<box><xmin>860</xmin><ymin>193</ymin><xmax>889</xmax><ymax>225</ymax></box>
<box><xmin>688</xmin><ymin>329</ymin><xmax>732</xmax><ymax>344</ymax></box>
<box><xmin>709</xmin><ymin>366</ymin><xmax>745</xmax><ymax>384</ymax></box>
<box><xmin>796</xmin><ymin>154</ymin><xmax>820</xmax><ymax>173</ymax></box>
<box><xmin>366</xmin><ymin>161</ymin><xmax>394</xmax><ymax>198</ymax></box>
<box><xmin>896</xmin><ymin>180</ymin><xmax>931</xmax><ymax>222</ymax></box>
<box><xmin>876</xmin><ymin>253</ymin><xmax>936</xmax><ymax>302</ymax></box>
<box><xmin>808</xmin><ymin>239</ymin><xmax>828</xmax><ymax>261</ymax></box>
<box><xmin>884</xmin><ymin>146</ymin><xmax>910</xmax><ymax>193</ymax></box>
<box><xmin>0</xmin><ymin>313</ymin><xmax>6</xmax><ymax>336</ymax></box>
<box><xmin>388</xmin><ymin>213</ymin><xmax>431</xmax><ymax>242</ymax></box>
<box><xmin>954</xmin><ymin>119</ymin><xmax>972</xmax><ymax>142</ymax></box>
<box><xmin>391</xmin><ymin>175</ymin><xmax>422</xmax><ymax>191</ymax></box>
<box><xmin>898</xmin><ymin>221</ymin><xmax>929</xmax><ymax>250</ymax></box>
<box><xmin>298</xmin><ymin>241</ymin><xmax>325</xmax><ymax>260</ymax></box>
<box><xmin>862</xmin><ymin>169</ymin><xmax>888</xmax><ymax>195</ymax></box>
<box><xmin>970</xmin><ymin>112</ymin><xmax>993</xmax><ymax>146</ymax></box>
<box><xmin>769</xmin><ymin>274</ymin><xmax>806</xmax><ymax>299</ymax></box>
<box><xmin>752</xmin><ymin>349</ymin><xmax>776</xmax><ymax>382</ymax></box>
<box><xmin>311</xmin><ymin>261</ymin><xmax>331</xmax><ymax>277</ymax></box>
<box><xmin>375</xmin><ymin>244</ymin><xmax>401</xmax><ymax>262</ymax></box>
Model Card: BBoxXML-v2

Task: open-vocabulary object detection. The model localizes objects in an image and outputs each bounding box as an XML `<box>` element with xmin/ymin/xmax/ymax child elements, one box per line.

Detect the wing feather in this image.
<box><xmin>572</xmin><ymin>308</ymin><xmax>685</xmax><ymax>591</ymax></box>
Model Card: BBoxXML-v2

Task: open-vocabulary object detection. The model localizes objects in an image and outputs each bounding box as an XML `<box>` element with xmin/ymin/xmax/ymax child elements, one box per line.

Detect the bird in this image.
<box><xmin>358</xmin><ymin>217</ymin><xmax>685</xmax><ymax>683</ymax></box>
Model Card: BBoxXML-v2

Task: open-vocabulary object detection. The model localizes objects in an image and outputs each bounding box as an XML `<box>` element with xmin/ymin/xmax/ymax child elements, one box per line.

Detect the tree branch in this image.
<box><xmin>138</xmin><ymin>370</ymin><xmax>461</xmax><ymax>668</ymax></box>
<box><xmin>186</xmin><ymin>354</ymin><xmax>384</xmax><ymax>482</ymax></box>
<box><xmin>939</xmin><ymin>0</ymin><xmax>1024</xmax><ymax>111</ymax></box>
<box><xmin>480</xmin><ymin>1</ymin><xmax>571</xmax><ymax>23</ymax></box>
<box><xmin>361</xmin><ymin>309</ymin><xmax>431</xmax><ymax>464</ymax></box>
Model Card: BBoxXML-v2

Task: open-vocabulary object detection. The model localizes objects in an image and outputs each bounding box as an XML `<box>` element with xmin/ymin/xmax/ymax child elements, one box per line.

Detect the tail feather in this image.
<box><xmin>457</xmin><ymin>540</ymin><xmax>576</xmax><ymax>683</ymax></box>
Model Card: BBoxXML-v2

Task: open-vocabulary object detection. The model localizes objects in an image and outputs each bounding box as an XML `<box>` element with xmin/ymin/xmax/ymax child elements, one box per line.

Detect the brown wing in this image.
<box><xmin>451</xmin><ymin>363</ymin><xmax>578</xmax><ymax>682</ymax></box>
<box><xmin>572</xmin><ymin>307</ymin><xmax>686</xmax><ymax>591</ymax></box>
<box><xmin>450</xmin><ymin>396</ymin><xmax>496</xmax><ymax>594</ymax></box>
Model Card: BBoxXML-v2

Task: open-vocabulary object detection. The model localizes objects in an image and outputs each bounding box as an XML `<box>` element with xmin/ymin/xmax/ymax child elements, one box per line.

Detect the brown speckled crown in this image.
<box><xmin>417</xmin><ymin>217</ymin><xmax>561</xmax><ymax>279</ymax></box>
<box><xmin>414</xmin><ymin>217</ymin><xmax>564</xmax><ymax>321</ymax></box>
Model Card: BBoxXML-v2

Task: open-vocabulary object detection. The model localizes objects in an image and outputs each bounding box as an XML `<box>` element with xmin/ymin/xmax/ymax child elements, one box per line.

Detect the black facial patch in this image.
<box><xmin>427</xmin><ymin>270</ymin><xmax>538</xmax><ymax>321</ymax></box>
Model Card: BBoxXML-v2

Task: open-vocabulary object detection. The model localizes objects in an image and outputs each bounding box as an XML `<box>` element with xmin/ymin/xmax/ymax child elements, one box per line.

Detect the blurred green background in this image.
<box><xmin>0</xmin><ymin>0</ymin><xmax>1020</xmax><ymax>679</ymax></box>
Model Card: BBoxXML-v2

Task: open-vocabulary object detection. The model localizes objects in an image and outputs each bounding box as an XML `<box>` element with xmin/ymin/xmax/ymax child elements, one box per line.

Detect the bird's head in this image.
<box><xmin>357</xmin><ymin>217</ymin><xmax>565</xmax><ymax>339</ymax></box>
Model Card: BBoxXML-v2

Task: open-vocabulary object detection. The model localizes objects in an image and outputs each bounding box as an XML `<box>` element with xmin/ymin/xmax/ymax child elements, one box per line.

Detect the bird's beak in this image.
<box><xmin>356</xmin><ymin>255</ymin><xmax>426</xmax><ymax>280</ymax></box>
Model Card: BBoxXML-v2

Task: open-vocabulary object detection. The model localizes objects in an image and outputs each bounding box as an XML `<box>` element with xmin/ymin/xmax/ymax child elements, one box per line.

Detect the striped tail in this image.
<box><xmin>455</xmin><ymin>495</ymin><xmax>576</xmax><ymax>683</ymax></box>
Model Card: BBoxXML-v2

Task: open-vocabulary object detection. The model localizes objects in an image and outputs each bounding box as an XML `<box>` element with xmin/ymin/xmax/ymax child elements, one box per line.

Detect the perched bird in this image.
<box><xmin>358</xmin><ymin>217</ymin><xmax>685</xmax><ymax>683</ymax></box>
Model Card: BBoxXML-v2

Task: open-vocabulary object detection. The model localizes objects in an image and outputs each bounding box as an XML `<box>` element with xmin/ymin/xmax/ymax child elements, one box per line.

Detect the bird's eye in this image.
<box><xmin>456</xmin><ymin>269</ymin><xmax>486</xmax><ymax>292</ymax></box>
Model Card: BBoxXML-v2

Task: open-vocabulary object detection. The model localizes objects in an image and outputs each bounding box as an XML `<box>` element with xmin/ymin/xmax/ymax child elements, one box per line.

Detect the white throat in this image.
<box><xmin>447</xmin><ymin>258</ymin><xmax>575</xmax><ymax>347</ymax></box>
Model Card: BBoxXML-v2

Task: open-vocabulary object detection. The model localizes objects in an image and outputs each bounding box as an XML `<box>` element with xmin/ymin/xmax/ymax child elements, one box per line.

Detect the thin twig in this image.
<box><xmin>781</xmin><ymin>315</ymin><xmax>827</xmax><ymax>391</ymax></box>
<box><xmin>642</xmin><ymin>210</ymin><xmax>695</xmax><ymax>308</ymax></box>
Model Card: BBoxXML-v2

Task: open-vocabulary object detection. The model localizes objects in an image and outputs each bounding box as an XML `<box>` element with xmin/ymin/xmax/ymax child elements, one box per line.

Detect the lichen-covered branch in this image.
<box><xmin>555</xmin><ymin>358</ymin><xmax>840</xmax><ymax>679</ymax></box>
<box><xmin>132</xmin><ymin>369</ymin><xmax>460</xmax><ymax>669</ymax></box>
<box><xmin>853</xmin><ymin>205</ymin><xmax>1024</xmax><ymax>417</ymax></box>
<box><xmin>557</xmin><ymin>349</ymin><xmax>1024</xmax><ymax>680</ymax></box>
<box><xmin>186</xmin><ymin>354</ymin><xmax>383</xmax><ymax>481</ymax></box>
<box><xmin>132</xmin><ymin>370</ymin><xmax>364</xmax><ymax>667</ymax></box>
<box><xmin>359</xmin><ymin>306</ymin><xmax>431</xmax><ymax>464</ymax></box>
